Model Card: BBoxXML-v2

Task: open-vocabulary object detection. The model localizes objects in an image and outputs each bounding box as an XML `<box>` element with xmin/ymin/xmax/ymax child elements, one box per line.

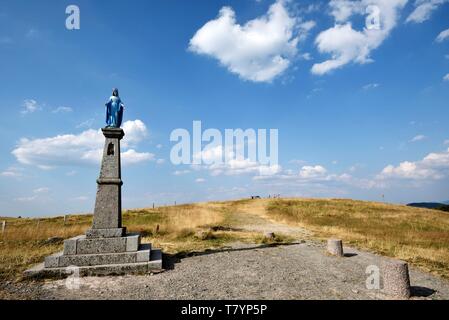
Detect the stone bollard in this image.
<box><xmin>327</xmin><ymin>239</ymin><xmax>344</xmax><ymax>257</ymax></box>
<box><xmin>63</xmin><ymin>215</ymin><xmax>67</xmax><ymax>225</ymax></box>
<box><xmin>1</xmin><ymin>220</ymin><xmax>6</xmax><ymax>234</ymax></box>
<box><xmin>153</xmin><ymin>203</ymin><xmax>155</xmax><ymax>209</ymax></box>
<box><xmin>381</xmin><ymin>259</ymin><xmax>411</xmax><ymax>299</ymax></box>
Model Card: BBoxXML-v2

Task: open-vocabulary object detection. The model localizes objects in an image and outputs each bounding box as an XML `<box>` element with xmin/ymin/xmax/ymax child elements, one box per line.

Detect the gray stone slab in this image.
<box><xmin>24</xmin><ymin>261</ymin><xmax>161</xmax><ymax>279</ymax></box>
<box><xmin>85</xmin><ymin>227</ymin><xmax>126</xmax><ymax>238</ymax></box>
<box><xmin>126</xmin><ymin>233</ymin><xmax>141</xmax><ymax>252</ymax></box>
<box><xmin>137</xmin><ymin>249</ymin><xmax>150</xmax><ymax>262</ymax></box>
<box><xmin>44</xmin><ymin>252</ymin><xmax>62</xmax><ymax>268</ymax></box>
<box><xmin>77</xmin><ymin>237</ymin><xmax>126</xmax><ymax>254</ymax></box>
<box><xmin>58</xmin><ymin>251</ymin><xmax>138</xmax><ymax>267</ymax></box>
<box><xmin>63</xmin><ymin>235</ymin><xmax>84</xmax><ymax>255</ymax></box>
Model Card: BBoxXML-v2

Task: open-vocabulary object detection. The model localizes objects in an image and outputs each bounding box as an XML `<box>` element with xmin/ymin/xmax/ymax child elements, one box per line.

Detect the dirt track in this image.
<box><xmin>2</xmin><ymin>201</ymin><xmax>449</xmax><ymax>300</ymax></box>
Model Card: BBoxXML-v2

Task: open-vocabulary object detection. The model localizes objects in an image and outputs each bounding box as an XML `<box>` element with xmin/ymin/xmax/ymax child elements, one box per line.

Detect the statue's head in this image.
<box><xmin>112</xmin><ymin>88</ymin><xmax>119</xmax><ymax>97</ymax></box>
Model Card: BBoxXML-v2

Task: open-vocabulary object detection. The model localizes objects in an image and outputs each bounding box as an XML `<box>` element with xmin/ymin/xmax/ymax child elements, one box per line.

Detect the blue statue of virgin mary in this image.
<box><xmin>105</xmin><ymin>88</ymin><xmax>125</xmax><ymax>128</ymax></box>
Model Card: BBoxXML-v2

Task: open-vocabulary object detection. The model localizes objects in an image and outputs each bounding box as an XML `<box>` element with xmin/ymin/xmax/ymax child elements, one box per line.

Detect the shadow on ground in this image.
<box><xmin>162</xmin><ymin>242</ymin><xmax>302</xmax><ymax>270</ymax></box>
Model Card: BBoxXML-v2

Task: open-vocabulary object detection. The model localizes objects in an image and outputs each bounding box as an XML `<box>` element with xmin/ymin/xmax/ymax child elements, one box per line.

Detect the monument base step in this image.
<box><xmin>85</xmin><ymin>227</ymin><xmax>126</xmax><ymax>238</ymax></box>
<box><xmin>24</xmin><ymin>250</ymin><xmax>163</xmax><ymax>279</ymax></box>
<box><xmin>46</xmin><ymin>244</ymin><xmax>152</xmax><ymax>268</ymax></box>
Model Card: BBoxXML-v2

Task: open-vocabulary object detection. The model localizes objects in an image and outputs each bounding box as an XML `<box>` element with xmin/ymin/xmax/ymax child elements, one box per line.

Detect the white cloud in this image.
<box><xmin>189</xmin><ymin>1</ymin><xmax>310</xmax><ymax>82</ymax></box>
<box><xmin>406</xmin><ymin>0</ymin><xmax>448</xmax><ymax>23</ymax></box>
<box><xmin>121</xmin><ymin>149</ymin><xmax>154</xmax><ymax>165</ymax></box>
<box><xmin>33</xmin><ymin>187</ymin><xmax>49</xmax><ymax>194</ymax></box>
<box><xmin>363</xmin><ymin>83</ymin><xmax>380</xmax><ymax>90</ymax></box>
<box><xmin>378</xmin><ymin>147</ymin><xmax>449</xmax><ymax>180</ymax></box>
<box><xmin>299</xmin><ymin>165</ymin><xmax>327</xmax><ymax>179</ymax></box>
<box><xmin>410</xmin><ymin>134</ymin><xmax>426</xmax><ymax>142</ymax></box>
<box><xmin>21</xmin><ymin>99</ymin><xmax>42</xmax><ymax>114</ymax></box>
<box><xmin>436</xmin><ymin>28</ymin><xmax>449</xmax><ymax>42</ymax></box>
<box><xmin>173</xmin><ymin>170</ymin><xmax>191</xmax><ymax>176</ymax></box>
<box><xmin>444</xmin><ymin>73</ymin><xmax>449</xmax><ymax>81</ymax></box>
<box><xmin>195</xmin><ymin>178</ymin><xmax>206</xmax><ymax>183</ymax></box>
<box><xmin>76</xmin><ymin>118</ymin><xmax>95</xmax><ymax>129</ymax></box>
<box><xmin>52</xmin><ymin>106</ymin><xmax>73</xmax><ymax>113</ymax></box>
<box><xmin>312</xmin><ymin>0</ymin><xmax>407</xmax><ymax>75</ymax></box>
<box><xmin>156</xmin><ymin>159</ymin><xmax>165</xmax><ymax>164</ymax></box>
<box><xmin>444</xmin><ymin>139</ymin><xmax>449</xmax><ymax>145</ymax></box>
<box><xmin>11</xmin><ymin>120</ymin><xmax>153</xmax><ymax>168</ymax></box>
<box><xmin>0</xmin><ymin>167</ymin><xmax>24</xmax><ymax>178</ymax></box>
<box><xmin>14</xmin><ymin>195</ymin><xmax>37</xmax><ymax>202</ymax></box>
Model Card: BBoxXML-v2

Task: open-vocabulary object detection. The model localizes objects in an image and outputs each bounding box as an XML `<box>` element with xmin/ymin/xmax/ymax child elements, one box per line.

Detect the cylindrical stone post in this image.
<box><xmin>381</xmin><ymin>259</ymin><xmax>411</xmax><ymax>299</ymax></box>
<box><xmin>153</xmin><ymin>203</ymin><xmax>155</xmax><ymax>209</ymax></box>
<box><xmin>1</xmin><ymin>221</ymin><xmax>6</xmax><ymax>234</ymax></box>
<box><xmin>63</xmin><ymin>215</ymin><xmax>67</xmax><ymax>225</ymax></box>
<box><xmin>327</xmin><ymin>239</ymin><xmax>344</xmax><ymax>257</ymax></box>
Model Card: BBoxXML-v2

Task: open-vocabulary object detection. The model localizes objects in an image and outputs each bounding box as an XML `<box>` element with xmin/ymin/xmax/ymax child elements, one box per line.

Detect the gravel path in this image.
<box><xmin>2</xmin><ymin>201</ymin><xmax>449</xmax><ymax>300</ymax></box>
<box><xmin>2</xmin><ymin>241</ymin><xmax>449</xmax><ymax>300</ymax></box>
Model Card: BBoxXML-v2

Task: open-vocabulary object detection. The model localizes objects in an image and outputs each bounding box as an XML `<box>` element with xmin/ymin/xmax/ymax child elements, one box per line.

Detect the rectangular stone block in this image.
<box><xmin>78</xmin><ymin>238</ymin><xmax>125</xmax><ymax>254</ymax></box>
<box><xmin>86</xmin><ymin>227</ymin><xmax>126</xmax><ymax>238</ymax></box>
<box><xmin>126</xmin><ymin>234</ymin><xmax>141</xmax><ymax>252</ymax></box>
<box><xmin>136</xmin><ymin>249</ymin><xmax>150</xmax><ymax>262</ymax></box>
<box><xmin>63</xmin><ymin>235</ymin><xmax>84</xmax><ymax>255</ymax></box>
<box><xmin>44</xmin><ymin>253</ymin><xmax>61</xmax><ymax>268</ymax></box>
<box><xmin>58</xmin><ymin>251</ymin><xmax>139</xmax><ymax>267</ymax></box>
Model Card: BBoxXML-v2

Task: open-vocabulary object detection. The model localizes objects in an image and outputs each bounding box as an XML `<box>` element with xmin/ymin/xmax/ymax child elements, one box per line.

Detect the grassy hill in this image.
<box><xmin>1</xmin><ymin>198</ymin><xmax>449</xmax><ymax>281</ymax></box>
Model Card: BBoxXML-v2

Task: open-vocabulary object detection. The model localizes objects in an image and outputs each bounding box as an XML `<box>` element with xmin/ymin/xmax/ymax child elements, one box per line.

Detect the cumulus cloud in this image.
<box><xmin>378</xmin><ymin>147</ymin><xmax>449</xmax><ymax>180</ymax></box>
<box><xmin>406</xmin><ymin>0</ymin><xmax>448</xmax><ymax>24</ymax></box>
<box><xmin>21</xmin><ymin>99</ymin><xmax>42</xmax><ymax>114</ymax></box>
<box><xmin>11</xmin><ymin>120</ymin><xmax>154</xmax><ymax>168</ymax></box>
<box><xmin>299</xmin><ymin>165</ymin><xmax>327</xmax><ymax>179</ymax></box>
<box><xmin>444</xmin><ymin>73</ymin><xmax>449</xmax><ymax>81</ymax></box>
<box><xmin>189</xmin><ymin>0</ymin><xmax>311</xmax><ymax>82</ymax></box>
<box><xmin>195</xmin><ymin>178</ymin><xmax>206</xmax><ymax>183</ymax></box>
<box><xmin>436</xmin><ymin>28</ymin><xmax>449</xmax><ymax>42</ymax></box>
<box><xmin>312</xmin><ymin>0</ymin><xmax>407</xmax><ymax>75</ymax></box>
<box><xmin>190</xmin><ymin>143</ymin><xmax>281</xmax><ymax>177</ymax></box>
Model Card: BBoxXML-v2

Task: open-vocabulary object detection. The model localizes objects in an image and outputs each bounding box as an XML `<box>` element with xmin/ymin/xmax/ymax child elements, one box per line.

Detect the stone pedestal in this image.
<box><xmin>25</xmin><ymin>128</ymin><xmax>163</xmax><ymax>279</ymax></box>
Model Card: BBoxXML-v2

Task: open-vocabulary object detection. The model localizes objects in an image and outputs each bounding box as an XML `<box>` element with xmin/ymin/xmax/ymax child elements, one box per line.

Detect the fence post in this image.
<box><xmin>153</xmin><ymin>203</ymin><xmax>155</xmax><ymax>209</ymax></box>
<box><xmin>1</xmin><ymin>221</ymin><xmax>6</xmax><ymax>234</ymax></box>
<box><xmin>63</xmin><ymin>215</ymin><xmax>67</xmax><ymax>225</ymax></box>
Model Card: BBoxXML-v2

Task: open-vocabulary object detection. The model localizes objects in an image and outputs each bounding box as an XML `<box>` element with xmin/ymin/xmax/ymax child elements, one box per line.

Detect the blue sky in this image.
<box><xmin>0</xmin><ymin>0</ymin><xmax>448</xmax><ymax>217</ymax></box>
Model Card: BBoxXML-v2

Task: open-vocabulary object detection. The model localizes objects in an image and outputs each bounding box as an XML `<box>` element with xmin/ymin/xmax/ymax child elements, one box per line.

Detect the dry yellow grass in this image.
<box><xmin>266</xmin><ymin>198</ymin><xmax>449</xmax><ymax>278</ymax></box>
<box><xmin>0</xmin><ymin>201</ymin><xmax>262</xmax><ymax>281</ymax></box>
<box><xmin>2</xmin><ymin>198</ymin><xmax>448</xmax><ymax>281</ymax></box>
